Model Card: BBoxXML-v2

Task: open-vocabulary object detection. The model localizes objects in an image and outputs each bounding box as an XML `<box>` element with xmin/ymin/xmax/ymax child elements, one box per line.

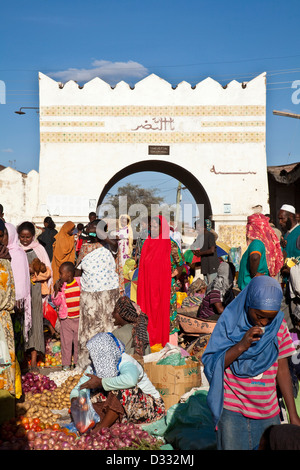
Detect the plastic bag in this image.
<box><xmin>0</xmin><ymin>322</ymin><xmax>11</xmax><ymax>373</ymax></box>
<box><xmin>157</xmin><ymin>352</ymin><xmax>186</xmax><ymax>366</ymax></box>
<box><xmin>70</xmin><ymin>389</ymin><xmax>100</xmax><ymax>434</ymax></box>
<box><xmin>142</xmin><ymin>390</ymin><xmax>216</xmax><ymax>450</ymax></box>
<box><xmin>43</xmin><ymin>300</ymin><xmax>58</xmax><ymax>328</ymax></box>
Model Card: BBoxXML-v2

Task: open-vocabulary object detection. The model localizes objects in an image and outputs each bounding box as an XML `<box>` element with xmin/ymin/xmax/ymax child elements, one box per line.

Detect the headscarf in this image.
<box><xmin>137</xmin><ymin>215</ymin><xmax>172</xmax><ymax>347</ymax></box>
<box><xmin>52</xmin><ymin>221</ymin><xmax>75</xmax><ymax>284</ymax></box>
<box><xmin>18</xmin><ymin>228</ymin><xmax>53</xmax><ymax>291</ymax></box>
<box><xmin>86</xmin><ymin>332</ymin><xmax>125</xmax><ymax>378</ymax></box>
<box><xmin>246</xmin><ymin>213</ymin><xmax>284</xmax><ymax>277</ymax></box>
<box><xmin>202</xmin><ymin>276</ymin><xmax>284</xmax><ymax>428</ymax></box>
<box><xmin>5</xmin><ymin>223</ymin><xmax>32</xmax><ymax>340</ymax></box>
<box><xmin>205</xmin><ymin>262</ymin><xmax>233</xmax><ymax>301</ymax></box>
<box><xmin>188</xmin><ymin>278</ymin><xmax>207</xmax><ymax>295</ymax></box>
<box><xmin>114</xmin><ymin>296</ymin><xmax>149</xmax><ymax>355</ymax></box>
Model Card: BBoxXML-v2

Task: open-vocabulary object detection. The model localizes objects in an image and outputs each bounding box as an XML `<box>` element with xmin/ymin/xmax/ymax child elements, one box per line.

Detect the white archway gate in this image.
<box><xmin>37</xmin><ymin>72</ymin><xmax>269</xmax><ymax>251</ymax></box>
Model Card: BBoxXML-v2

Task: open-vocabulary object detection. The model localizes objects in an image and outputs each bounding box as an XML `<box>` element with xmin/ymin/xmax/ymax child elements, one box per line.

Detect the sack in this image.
<box><xmin>70</xmin><ymin>389</ymin><xmax>100</xmax><ymax>434</ymax></box>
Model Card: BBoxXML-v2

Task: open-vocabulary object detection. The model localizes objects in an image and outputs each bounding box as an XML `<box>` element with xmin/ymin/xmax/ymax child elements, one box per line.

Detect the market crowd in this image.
<box><xmin>0</xmin><ymin>202</ymin><xmax>300</xmax><ymax>448</ymax></box>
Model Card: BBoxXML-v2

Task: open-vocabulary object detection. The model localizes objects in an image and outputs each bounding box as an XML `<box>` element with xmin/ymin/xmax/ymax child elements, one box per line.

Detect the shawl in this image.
<box><xmin>86</xmin><ymin>332</ymin><xmax>125</xmax><ymax>378</ymax></box>
<box><xmin>5</xmin><ymin>223</ymin><xmax>32</xmax><ymax>340</ymax></box>
<box><xmin>137</xmin><ymin>215</ymin><xmax>172</xmax><ymax>347</ymax></box>
<box><xmin>202</xmin><ymin>276</ymin><xmax>284</xmax><ymax>428</ymax></box>
<box><xmin>205</xmin><ymin>262</ymin><xmax>233</xmax><ymax>302</ymax></box>
<box><xmin>246</xmin><ymin>213</ymin><xmax>284</xmax><ymax>277</ymax></box>
<box><xmin>52</xmin><ymin>221</ymin><xmax>75</xmax><ymax>284</ymax></box>
<box><xmin>113</xmin><ymin>296</ymin><xmax>149</xmax><ymax>355</ymax></box>
<box><xmin>19</xmin><ymin>235</ymin><xmax>53</xmax><ymax>291</ymax></box>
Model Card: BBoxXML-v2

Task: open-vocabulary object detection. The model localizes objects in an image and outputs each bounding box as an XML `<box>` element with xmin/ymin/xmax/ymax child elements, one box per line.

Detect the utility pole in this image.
<box><xmin>175</xmin><ymin>181</ymin><xmax>182</xmax><ymax>227</ymax></box>
<box><xmin>273</xmin><ymin>110</ymin><xmax>300</xmax><ymax>119</ymax></box>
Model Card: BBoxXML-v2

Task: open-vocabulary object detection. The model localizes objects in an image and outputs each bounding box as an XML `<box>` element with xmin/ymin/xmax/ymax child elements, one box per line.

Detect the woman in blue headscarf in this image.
<box><xmin>202</xmin><ymin>275</ymin><xmax>300</xmax><ymax>450</ymax></box>
<box><xmin>70</xmin><ymin>332</ymin><xmax>165</xmax><ymax>431</ymax></box>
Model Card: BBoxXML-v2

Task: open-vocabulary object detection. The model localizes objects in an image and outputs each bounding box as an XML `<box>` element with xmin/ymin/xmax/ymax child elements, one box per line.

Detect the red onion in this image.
<box><xmin>33</xmin><ymin>437</ymin><xmax>43</xmax><ymax>447</ymax></box>
<box><xmin>48</xmin><ymin>437</ymin><xmax>56</xmax><ymax>448</ymax></box>
<box><xmin>61</xmin><ymin>441</ymin><xmax>70</xmax><ymax>450</ymax></box>
<box><xmin>27</xmin><ymin>431</ymin><xmax>36</xmax><ymax>441</ymax></box>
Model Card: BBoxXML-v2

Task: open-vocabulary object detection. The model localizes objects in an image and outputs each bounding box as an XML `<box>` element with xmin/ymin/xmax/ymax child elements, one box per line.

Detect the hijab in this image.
<box><xmin>202</xmin><ymin>275</ymin><xmax>284</xmax><ymax>428</ymax></box>
<box><xmin>19</xmin><ymin>229</ymin><xmax>53</xmax><ymax>292</ymax></box>
<box><xmin>52</xmin><ymin>221</ymin><xmax>75</xmax><ymax>284</ymax></box>
<box><xmin>86</xmin><ymin>332</ymin><xmax>125</xmax><ymax>378</ymax></box>
<box><xmin>246</xmin><ymin>213</ymin><xmax>284</xmax><ymax>277</ymax></box>
<box><xmin>137</xmin><ymin>215</ymin><xmax>172</xmax><ymax>347</ymax></box>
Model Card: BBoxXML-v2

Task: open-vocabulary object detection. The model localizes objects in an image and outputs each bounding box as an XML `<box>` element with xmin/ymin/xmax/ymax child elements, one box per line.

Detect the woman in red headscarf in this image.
<box><xmin>246</xmin><ymin>213</ymin><xmax>284</xmax><ymax>278</ymax></box>
<box><xmin>137</xmin><ymin>215</ymin><xmax>184</xmax><ymax>349</ymax></box>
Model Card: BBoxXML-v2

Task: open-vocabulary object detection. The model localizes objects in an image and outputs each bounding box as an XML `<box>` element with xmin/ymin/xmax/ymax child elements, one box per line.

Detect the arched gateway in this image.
<box><xmin>97</xmin><ymin>160</ymin><xmax>212</xmax><ymax>218</ymax></box>
<box><xmin>36</xmin><ymin>72</ymin><xmax>269</xmax><ymax>249</ymax></box>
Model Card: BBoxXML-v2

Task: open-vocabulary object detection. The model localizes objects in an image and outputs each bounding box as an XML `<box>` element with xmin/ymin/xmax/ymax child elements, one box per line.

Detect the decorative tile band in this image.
<box><xmin>40</xmin><ymin>105</ymin><xmax>265</xmax><ymax>117</ymax></box>
<box><xmin>201</xmin><ymin>120</ymin><xmax>264</xmax><ymax>127</ymax></box>
<box><xmin>40</xmin><ymin>121</ymin><xmax>105</xmax><ymax>127</ymax></box>
<box><xmin>40</xmin><ymin>131</ymin><xmax>265</xmax><ymax>144</ymax></box>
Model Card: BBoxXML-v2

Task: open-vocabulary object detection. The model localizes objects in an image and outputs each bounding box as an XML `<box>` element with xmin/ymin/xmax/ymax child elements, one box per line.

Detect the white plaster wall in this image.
<box><xmin>37</xmin><ymin>72</ymin><xmax>269</xmax><ymax>226</ymax></box>
<box><xmin>0</xmin><ymin>168</ymin><xmax>39</xmax><ymax>226</ymax></box>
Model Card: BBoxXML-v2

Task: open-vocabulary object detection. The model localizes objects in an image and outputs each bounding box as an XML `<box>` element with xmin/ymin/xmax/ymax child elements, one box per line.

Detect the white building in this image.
<box><xmin>3</xmin><ymin>72</ymin><xmax>269</xmax><ymax>251</ymax></box>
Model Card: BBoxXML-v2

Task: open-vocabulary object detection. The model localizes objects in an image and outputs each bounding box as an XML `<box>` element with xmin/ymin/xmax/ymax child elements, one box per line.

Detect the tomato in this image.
<box><xmin>33</xmin><ymin>418</ymin><xmax>40</xmax><ymax>425</ymax></box>
<box><xmin>21</xmin><ymin>417</ymin><xmax>29</xmax><ymax>425</ymax></box>
<box><xmin>23</xmin><ymin>423</ymin><xmax>30</xmax><ymax>430</ymax></box>
<box><xmin>35</xmin><ymin>426</ymin><xmax>42</xmax><ymax>432</ymax></box>
<box><xmin>52</xmin><ymin>423</ymin><xmax>60</xmax><ymax>430</ymax></box>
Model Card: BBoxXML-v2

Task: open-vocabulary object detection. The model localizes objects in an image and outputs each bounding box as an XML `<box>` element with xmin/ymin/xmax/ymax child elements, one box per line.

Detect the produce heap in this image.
<box><xmin>0</xmin><ymin>371</ymin><xmax>162</xmax><ymax>450</ymax></box>
<box><xmin>0</xmin><ymin>420</ymin><xmax>161</xmax><ymax>450</ymax></box>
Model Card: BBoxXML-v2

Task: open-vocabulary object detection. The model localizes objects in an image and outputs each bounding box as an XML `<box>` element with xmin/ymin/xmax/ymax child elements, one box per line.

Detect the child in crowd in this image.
<box><xmin>52</xmin><ymin>262</ymin><xmax>81</xmax><ymax>370</ymax></box>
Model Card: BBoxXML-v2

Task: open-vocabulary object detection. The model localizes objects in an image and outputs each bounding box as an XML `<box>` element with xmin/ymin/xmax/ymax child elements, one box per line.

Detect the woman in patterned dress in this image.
<box><xmin>0</xmin><ymin>220</ymin><xmax>16</xmax><ymax>395</ymax></box>
<box><xmin>70</xmin><ymin>333</ymin><xmax>165</xmax><ymax>430</ymax></box>
<box><xmin>75</xmin><ymin>220</ymin><xmax>119</xmax><ymax>371</ymax></box>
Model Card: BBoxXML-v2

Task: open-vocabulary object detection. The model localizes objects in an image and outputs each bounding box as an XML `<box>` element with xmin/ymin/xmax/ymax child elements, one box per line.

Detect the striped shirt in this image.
<box><xmin>65</xmin><ymin>279</ymin><xmax>80</xmax><ymax>319</ymax></box>
<box><xmin>197</xmin><ymin>289</ymin><xmax>221</xmax><ymax>319</ymax></box>
<box><xmin>223</xmin><ymin>319</ymin><xmax>295</xmax><ymax>419</ymax></box>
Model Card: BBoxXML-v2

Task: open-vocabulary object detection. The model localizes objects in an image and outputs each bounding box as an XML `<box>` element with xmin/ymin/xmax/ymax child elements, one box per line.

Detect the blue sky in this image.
<box><xmin>1</xmin><ymin>0</ymin><xmax>300</xmax><ymax>207</ymax></box>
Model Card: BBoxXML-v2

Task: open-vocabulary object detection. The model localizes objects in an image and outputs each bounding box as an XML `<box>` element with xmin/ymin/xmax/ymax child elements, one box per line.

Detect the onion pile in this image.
<box><xmin>27</xmin><ymin>429</ymin><xmax>78</xmax><ymax>451</ymax></box>
<box><xmin>77</xmin><ymin>423</ymin><xmax>161</xmax><ymax>451</ymax></box>
<box><xmin>0</xmin><ymin>421</ymin><xmax>161</xmax><ymax>450</ymax></box>
<box><xmin>21</xmin><ymin>372</ymin><xmax>57</xmax><ymax>394</ymax></box>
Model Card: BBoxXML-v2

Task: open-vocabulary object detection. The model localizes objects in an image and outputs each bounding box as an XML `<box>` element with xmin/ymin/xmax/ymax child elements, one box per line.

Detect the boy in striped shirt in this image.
<box><xmin>52</xmin><ymin>262</ymin><xmax>81</xmax><ymax>370</ymax></box>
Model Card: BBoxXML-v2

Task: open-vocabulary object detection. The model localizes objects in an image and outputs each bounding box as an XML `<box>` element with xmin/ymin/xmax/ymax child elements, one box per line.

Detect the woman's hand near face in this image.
<box><xmin>224</xmin><ymin>326</ymin><xmax>263</xmax><ymax>369</ymax></box>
